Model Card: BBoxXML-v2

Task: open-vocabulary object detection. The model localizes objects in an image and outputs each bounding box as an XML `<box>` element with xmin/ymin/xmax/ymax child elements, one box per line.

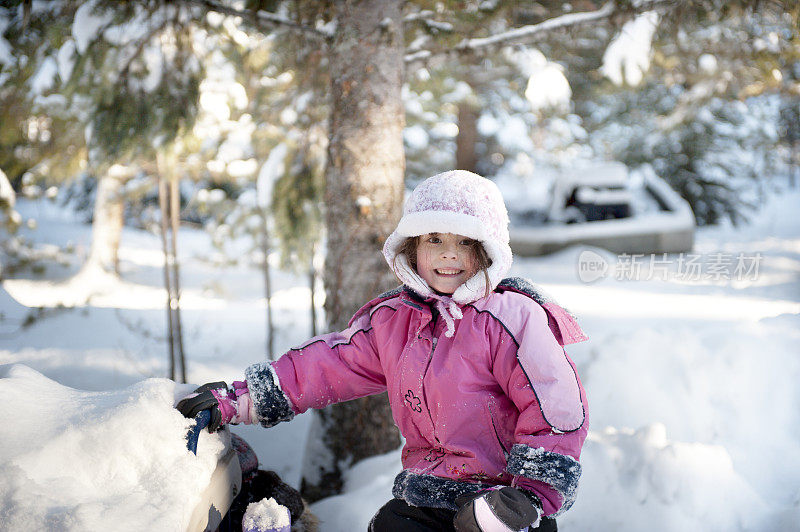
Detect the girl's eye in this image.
<box><xmin>427</xmin><ymin>235</ymin><xmax>441</xmax><ymax>244</ymax></box>
<box><xmin>460</xmin><ymin>239</ymin><xmax>474</xmax><ymax>246</ymax></box>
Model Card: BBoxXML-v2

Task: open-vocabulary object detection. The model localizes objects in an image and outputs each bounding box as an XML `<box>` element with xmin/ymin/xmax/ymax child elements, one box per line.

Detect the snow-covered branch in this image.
<box><xmin>118</xmin><ymin>16</ymin><xmax>172</xmax><ymax>81</ymax></box>
<box><xmin>403</xmin><ymin>9</ymin><xmax>454</xmax><ymax>33</ymax></box>
<box><xmin>405</xmin><ymin>0</ymin><xmax>679</xmax><ymax>66</ymax></box>
<box><xmin>184</xmin><ymin>0</ymin><xmax>331</xmax><ymax>41</ymax></box>
<box><xmin>461</xmin><ymin>2</ymin><xmax>616</xmax><ymax>49</ymax></box>
<box><xmin>403</xmin><ymin>10</ymin><xmax>436</xmax><ymax>23</ymax></box>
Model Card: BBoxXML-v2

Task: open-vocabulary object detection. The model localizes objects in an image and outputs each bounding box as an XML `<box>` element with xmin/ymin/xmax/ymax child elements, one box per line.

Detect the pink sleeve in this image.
<box><xmin>271</xmin><ymin>309</ymin><xmax>387</xmax><ymax>414</ymax></box>
<box><xmin>490</xmin><ymin>303</ymin><xmax>588</xmax><ymax>517</ymax></box>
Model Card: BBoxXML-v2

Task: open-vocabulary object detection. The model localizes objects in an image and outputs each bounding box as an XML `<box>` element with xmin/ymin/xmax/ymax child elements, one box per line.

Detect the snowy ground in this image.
<box><xmin>1</xmin><ymin>184</ymin><xmax>799</xmax><ymax>531</ymax></box>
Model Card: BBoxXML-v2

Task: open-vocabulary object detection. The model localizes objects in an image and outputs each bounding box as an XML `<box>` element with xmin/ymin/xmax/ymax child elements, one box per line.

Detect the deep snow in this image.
<box><xmin>0</xmin><ymin>364</ymin><xmax>225</xmax><ymax>530</ymax></box>
<box><xmin>1</xmin><ymin>183</ymin><xmax>799</xmax><ymax>531</ymax></box>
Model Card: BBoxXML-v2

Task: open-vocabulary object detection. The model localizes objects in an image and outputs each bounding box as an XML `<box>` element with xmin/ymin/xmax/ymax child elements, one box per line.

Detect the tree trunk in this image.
<box><xmin>456</xmin><ymin>101</ymin><xmax>479</xmax><ymax>173</ymax></box>
<box><xmin>309</xmin><ymin>241</ymin><xmax>318</xmax><ymax>338</ymax></box>
<box><xmin>86</xmin><ymin>172</ymin><xmax>125</xmax><ymax>274</ymax></box>
<box><xmin>301</xmin><ymin>0</ymin><xmax>405</xmax><ymax>502</ymax></box>
<box><xmin>169</xmin><ymin>178</ymin><xmax>187</xmax><ymax>383</ymax></box>
<box><xmin>157</xmin><ymin>150</ymin><xmax>187</xmax><ymax>383</ymax></box>
<box><xmin>158</xmin><ymin>176</ymin><xmax>177</xmax><ymax>381</ymax></box>
<box><xmin>261</xmin><ymin>208</ymin><xmax>275</xmax><ymax>360</ymax></box>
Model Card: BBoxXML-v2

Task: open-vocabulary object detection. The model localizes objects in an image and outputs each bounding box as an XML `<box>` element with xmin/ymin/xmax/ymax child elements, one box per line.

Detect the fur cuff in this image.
<box><xmin>392</xmin><ymin>470</ymin><xmax>494</xmax><ymax>511</ymax></box>
<box><xmin>244</xmin><ymin>362</ymin><xmax>295</xmax><ymax>428</ymax></box>
<box><xmin>506</xmin><ymin>444</ymin><xmax>582</xmax><ymax>516</ymax></box>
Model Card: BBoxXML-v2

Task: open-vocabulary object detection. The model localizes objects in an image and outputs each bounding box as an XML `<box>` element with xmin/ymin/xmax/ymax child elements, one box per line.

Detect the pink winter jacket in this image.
<box><xmin>245</xmin><ymin>278</ymin><xmax>588</xmax><ymax>517</ymax></box>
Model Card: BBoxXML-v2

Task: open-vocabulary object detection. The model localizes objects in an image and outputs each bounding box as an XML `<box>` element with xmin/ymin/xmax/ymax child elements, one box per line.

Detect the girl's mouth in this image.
<box><xmin>435</xmin><ymin>268</ymin><xmax>463</xmax><ymax>276</ymax></box>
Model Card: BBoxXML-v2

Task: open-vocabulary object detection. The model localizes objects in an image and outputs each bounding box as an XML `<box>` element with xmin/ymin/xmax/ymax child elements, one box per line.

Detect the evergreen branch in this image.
<box><xmin>405</xmin><ymin>0</ymin><xmax>680</xmax><ymax>66</ymax></box>
<box><xmin>183</xmin><ymin>0</ymin><xmax>331</xmax><ymax>41</ymax></box>
<box><xmin>118</xmin><ymin>16</ymin><xmax>172</xmax><ymax>82</ymax></box>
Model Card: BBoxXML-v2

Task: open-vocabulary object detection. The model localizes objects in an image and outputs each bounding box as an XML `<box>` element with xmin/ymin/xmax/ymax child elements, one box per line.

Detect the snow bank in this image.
<box><xmin>310</xmin><ymin>448</ymin><xmax>401</xmax><ymax>532</ymax></box>
<box><xmin>0</xmin><ymin>365</ymin><xmax>225</xmax><ymax>531</ymax></box>
<box><xmin>568</xmin><ymin>424</ymin><xmax>768</xmax><ymax>531</ymax></box>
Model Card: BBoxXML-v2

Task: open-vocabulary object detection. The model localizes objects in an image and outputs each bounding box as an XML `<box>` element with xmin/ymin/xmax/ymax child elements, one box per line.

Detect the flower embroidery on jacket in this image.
<box><xmin>424</xmin><ymin>448</ymin><xmax>446</xmax><ymax>462</ymax></box>
<box><xmin>446</xmin><ymin>462</ymin><xmax>471</xmax><ymax>476</ymax></box>
<box><xmin>404</xmin><ymin>390</ymin><xmax>422</xmax><ymax>412</ymax></box>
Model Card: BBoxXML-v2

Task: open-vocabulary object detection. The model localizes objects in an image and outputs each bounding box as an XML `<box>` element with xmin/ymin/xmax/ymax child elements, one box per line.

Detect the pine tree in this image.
<box><xmin>579</xmin><ymin>4</ymin><xmax>798</xmax><ymax>224</ymax></box>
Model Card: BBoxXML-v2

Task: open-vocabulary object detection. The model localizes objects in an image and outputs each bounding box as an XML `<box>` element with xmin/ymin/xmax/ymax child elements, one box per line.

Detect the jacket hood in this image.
<box><xmin>383</xmin><ymin>170</ymin><xmax>513</xmax><ymax>307</ymax></box>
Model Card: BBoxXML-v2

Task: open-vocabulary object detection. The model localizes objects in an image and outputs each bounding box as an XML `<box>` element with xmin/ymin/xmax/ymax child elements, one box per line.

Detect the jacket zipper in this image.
<box><xmin>428</xmin><ymin>310</ymin><xmax>439</xmax><ymax>357</ymax></box>
<box><xmin>488</xmin><ymin>402</ymin><xmax>510</xmax><ymax>455</ymax></box>
<box><xmin>422</xmin><ymin>314</ymin><xmax>439</xmax><ymax>444</ymax></box>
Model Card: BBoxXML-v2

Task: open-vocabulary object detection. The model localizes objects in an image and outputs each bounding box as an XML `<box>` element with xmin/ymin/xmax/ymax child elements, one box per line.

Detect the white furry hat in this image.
<box><xmin>383</xmin><ymin>170</ymin><xmax>513</xmax><ymax>304</ymax></box>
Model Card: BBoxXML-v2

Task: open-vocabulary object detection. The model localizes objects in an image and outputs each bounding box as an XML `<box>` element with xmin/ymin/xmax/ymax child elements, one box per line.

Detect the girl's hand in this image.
<box><xmin>453</xmin><ymin>486</ymin><xmax>541</xmax><ymax>532</ymax></box>
<box><xmin>176</xmin><ymin>380</ymin><xmax>256</xmax><ymax>432</ymax></box>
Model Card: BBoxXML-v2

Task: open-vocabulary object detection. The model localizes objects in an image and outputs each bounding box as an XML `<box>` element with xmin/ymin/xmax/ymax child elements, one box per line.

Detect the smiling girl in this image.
<box><xmin>178</xmin><ymin>170</ymin><xmax>589</xmax><ymax>532</ymax></box>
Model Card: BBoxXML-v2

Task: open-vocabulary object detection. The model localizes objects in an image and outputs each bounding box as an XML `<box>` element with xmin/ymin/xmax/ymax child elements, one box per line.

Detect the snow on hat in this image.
<box><xmin>383</xmin><ymin>170</ymin><xmax>513</xmax><ymax>306</ymax></box>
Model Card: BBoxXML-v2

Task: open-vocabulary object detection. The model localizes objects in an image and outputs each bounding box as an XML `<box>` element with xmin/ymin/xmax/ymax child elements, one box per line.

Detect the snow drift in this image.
<box><xmin>0</xmin><ymin>365</ymin><xmax>224</xmax><ymax>531</ymax></box>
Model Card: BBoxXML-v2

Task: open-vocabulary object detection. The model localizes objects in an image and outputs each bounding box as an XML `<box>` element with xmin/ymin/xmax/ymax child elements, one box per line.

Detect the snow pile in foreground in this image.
<box><xmin>0</xmin><ymin>365</ymin><xmax>224</xmax><ymax>531</ymax></box>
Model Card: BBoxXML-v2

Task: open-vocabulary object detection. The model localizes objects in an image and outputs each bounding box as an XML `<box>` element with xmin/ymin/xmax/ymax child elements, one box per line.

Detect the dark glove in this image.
<box><xmin>176</xmin><ymin>381</ymin><xmax>229</xmax><ymax>432</ymax></box>
<box><xmin>453</xmin><ymin>486</ymin><xmax>542</xmax><ymax>532</ymax></box>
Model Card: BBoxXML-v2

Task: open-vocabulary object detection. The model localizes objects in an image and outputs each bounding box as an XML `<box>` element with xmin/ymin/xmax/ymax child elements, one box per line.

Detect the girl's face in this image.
<box><xmin>415</xmin><ymin>232</ymin><xmax>478</xmax><ymax>295</ymax></box>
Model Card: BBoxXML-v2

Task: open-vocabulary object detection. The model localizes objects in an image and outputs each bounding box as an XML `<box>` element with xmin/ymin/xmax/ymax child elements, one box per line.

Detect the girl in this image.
<box><xmin>178</xmin><ymin>170</ymin><xmax>589</xmax><ymax>532</ymax></box>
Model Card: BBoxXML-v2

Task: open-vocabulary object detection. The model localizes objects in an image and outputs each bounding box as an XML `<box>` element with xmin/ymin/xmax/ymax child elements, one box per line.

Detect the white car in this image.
<box><xmin>509</xmin><ymin>162</ymin><xmax>696</xmax><ymax>256</ymax></box>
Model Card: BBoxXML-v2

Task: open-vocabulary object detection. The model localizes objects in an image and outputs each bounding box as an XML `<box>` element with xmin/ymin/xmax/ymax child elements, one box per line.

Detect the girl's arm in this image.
<box><xmin>245</xmin><ymin>304</ymin><xmax>390</xmax><ymax>427</ymax></box>
<box><xmin>489</xmin><ymin>300</ymin><xmax>588</xmax><ymax>517</ymax></box>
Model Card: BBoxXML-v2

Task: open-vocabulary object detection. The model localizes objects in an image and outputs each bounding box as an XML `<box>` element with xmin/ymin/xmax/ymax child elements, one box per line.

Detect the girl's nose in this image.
<box><xmin>440</xmin><ymin>244</ymin><xmax>458</xmax><ymax>260</ymax></box>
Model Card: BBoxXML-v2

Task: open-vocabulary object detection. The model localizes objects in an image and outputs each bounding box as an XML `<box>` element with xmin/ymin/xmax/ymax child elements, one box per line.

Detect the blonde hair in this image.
<box><xmin>393</xmin><ymin>235</ymin><xmax>493</xmax><ymax>298</ymax></box>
